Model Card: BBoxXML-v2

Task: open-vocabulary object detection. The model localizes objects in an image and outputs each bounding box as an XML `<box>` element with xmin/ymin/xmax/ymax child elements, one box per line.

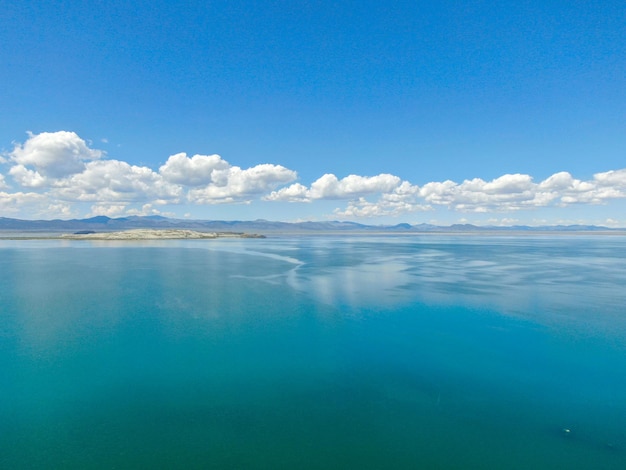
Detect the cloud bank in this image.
<box><xmin>1</xmin><ymin>131</ymin><xmax>625</xmax><ymax>221</ymax></box>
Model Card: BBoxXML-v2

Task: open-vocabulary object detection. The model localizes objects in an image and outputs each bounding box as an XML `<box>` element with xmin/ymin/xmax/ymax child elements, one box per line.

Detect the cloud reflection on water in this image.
<box><xmin>276</xmin><ymin>235</ymin><xmax>626</xmax><ymax>335</ymax></box>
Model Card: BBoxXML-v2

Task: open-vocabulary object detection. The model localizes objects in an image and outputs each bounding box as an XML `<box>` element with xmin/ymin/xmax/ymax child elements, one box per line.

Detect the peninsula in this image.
<box><xmin>60</xmin><ymin>229</ymin><xmax>264</xmax><ymax>240</ymax></box>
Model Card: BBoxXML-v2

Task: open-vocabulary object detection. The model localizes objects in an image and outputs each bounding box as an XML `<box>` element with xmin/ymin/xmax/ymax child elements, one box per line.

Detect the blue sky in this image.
<box><xmin>1</xmin><ymin>1</ymin><xmax>625</xmax><ymax>225</ymax></box>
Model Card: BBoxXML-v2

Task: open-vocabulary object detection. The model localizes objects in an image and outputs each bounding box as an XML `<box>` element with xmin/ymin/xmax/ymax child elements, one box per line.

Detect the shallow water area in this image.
<box><xmin>1</xmin><ymin>235</ymin><xmax>626</xmax><ymax>469</ymax></box>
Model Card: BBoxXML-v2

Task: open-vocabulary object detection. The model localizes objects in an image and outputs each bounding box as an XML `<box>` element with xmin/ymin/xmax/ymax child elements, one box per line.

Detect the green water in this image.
<box><xmin>1</xmin><ymin>236</ymin><xmax>625</xmax><ymax>468</ymax></box>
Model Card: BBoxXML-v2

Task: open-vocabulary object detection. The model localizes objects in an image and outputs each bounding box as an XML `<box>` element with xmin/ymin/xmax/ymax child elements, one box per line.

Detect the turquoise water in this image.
<box><xmin>1</xmin><ymin>235</ymin><xmax>626</xmax><ymax>469</ymax></box>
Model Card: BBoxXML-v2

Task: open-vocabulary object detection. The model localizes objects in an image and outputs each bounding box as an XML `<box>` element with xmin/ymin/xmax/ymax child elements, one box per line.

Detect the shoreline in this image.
<box><xmin>0</xmin><ymin>229</ymin><xmax>265</xmax><ymax>240</ymax></box>
<box><xmin>1</xmin><ymin>229</ymin><xmax>625</xmax><ymax>240</ymax></box>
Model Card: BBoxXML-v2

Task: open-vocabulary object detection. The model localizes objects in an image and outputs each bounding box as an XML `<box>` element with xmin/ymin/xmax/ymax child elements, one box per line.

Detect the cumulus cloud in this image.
<box><xmin>265</xmin><ymin>173</ymin><xmax>428</xmax><ymax>218</ymax></box>
<box><xmin>9</xmin><ymin>165</ymin><xmax>47</xmax><ymax>188</ymax></box>
<box><xmin>54</xmin><ymin>160</ymin><xmax>181</xmax><ymax>203</ymax></box>
<box><xmin>0</xmin><ymin>191</ymin><xmax>46</xmax><ymax>214</ymax></box>
<box><xmin>10</xmin><ymin>131</ymin><xmax>103</xmax><ymax>181</ymax></box>
<box><xmin>269</xmin><ymin>169</ymin><xmax>626</xmax><ymax>218</ymax></box>
<box><xmin>187</xmin><ymin>163</ymin><xmax>297</xmax><ymax>204</ymax></box>
<box><xmin>593</xmin><ymin>168</ymin><xmax>626</xmax><ymax>188</ymax></box>
<box><xmin>539</xmin><ymin>172</ymin><xmax>580</xmax><ymax>191</ymax></box>
<box><xmin>266</xmin><ymin>173</ymin><xmax>402</xmax><ymax>201</ymax></box>
<box><xmin>334</xmin><ymin>181</ymin><xmax>428</xmax><ymax>218</ymax></box>
<box><xmin>158</xmin><ymin>152</ymin><xmax>297</xmax><ymax>203</ymax></box>
<box><xmin>335</xmin><ymin>196</ymin><xmax>429</xmax><ymax>218</ymax></box>
<box><xmin>159</xmin><ymin>153</ymin><xmax>230</xmax><ymax>186</ymax></box>
<box><xmin>45</xmin><ymin>203</ymin><xmax>75</xmax><ymax>218</ymax></box>
<box><xmin>88</xmin><ymin>203</ymin><xmax>130</xmax><ymax>217</ymax></box>
<box><xmin>3</xmin><ymin>130</ymin><xmax>626</xmax><ymax>222</ymax></box>
<box><xmin>265</xmin><ymin>182</ymin><xmax>310</xmax><ymax>202</ymax></box>
<box><xmin>311</xmin><ymin>173</ymin><xmax>401</xmax><ymax>199</ymax></box>
<box><xmin>2</xmin><ymin>131</ymin><xmax>299</xmax><ymax>215</ymax></box>
<box><xmin>419</xmin><ymin>174</ymin><xmax>541</xmax><ymax>212</ymax></box>
<box><xmin>416</xmin><ymin>170</ymin><xmax>626</xmax><ymax>213</ymax></box>
<box><xmin>125</xmin><ymin>203</ymin><xmax>175</xmax><ymax>218</ymax></box>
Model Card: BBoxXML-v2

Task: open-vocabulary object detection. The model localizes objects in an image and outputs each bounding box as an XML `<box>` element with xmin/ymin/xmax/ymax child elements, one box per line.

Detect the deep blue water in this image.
<box><xmin>1</xmin><ymin>235</ymin><xmax>626</xmax><ymax>469</ymax></box>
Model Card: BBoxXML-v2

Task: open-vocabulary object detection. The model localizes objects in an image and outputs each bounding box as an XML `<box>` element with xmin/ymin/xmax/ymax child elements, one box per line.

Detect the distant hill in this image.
<box><xmin>0</xmin><ymin>216</ymin><xmax>622</xmax><ymax>234</ymax></box>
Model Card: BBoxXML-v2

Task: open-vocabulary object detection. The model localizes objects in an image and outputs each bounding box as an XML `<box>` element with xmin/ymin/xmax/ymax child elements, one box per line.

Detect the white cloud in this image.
<box><xmin>3</xmin><ymin>131</ymin><xmax>301</xmax><ymax>216</ymax></box>
<box><xmin>418</xmin><ymin>170</ymin><xmax>626</xmax><ymax>213</ymax></box>
<box><xmin>54</xmin><ymin>160</ymin><xmax>181</xmax><ymax>203</ymax></box>
<box><xmin>264</xmin><ymin>182</ymin><xmax>310</xmax><ymax>202</ymax></box>
<box><xmin>0</xmin><ymin>191</ymin><xmax>46</xmax><ymax>214</ymax></box>
<box><xmin>310</xmin><ymin>173</ymin><xmax>401</xmax><ymax>199</ymax></box>
<box><xmin>335</xmin><ymin>196</ymin><xmax>430</xmax><ymax>218</ymax></box>
<box><xmin>604</xmin><ymin>218</ymin><xmax>625</xmax><ymax>228</ymax></box>
<box><xmin>10</xmin><ymin>131</ymin><xmax>103</xmax><ymax>181</ymax></box>
<box><xmin>418</xmin><ymin>174</ymin><xmax>542</xmax><ymax>212</ymax></box>
<box><xmin>88</xmin><ymin>203</ymin><xmax>130</xmax><ymax>217</ymax></box>
<box><xmin>265</xmin><ymin>173</ymin><xmax>427</xmax><ymax>218</ymax></box>
<box><xmin>266</xmin><ymin>173</ymin><xmax>402</xmax><ymax>202</ymax></box>
<box><xmin>9</xmin><ymin>165</ymin><xmax>47</xmax><ymax>188</ymax></box>
<box><xmin>334</xmin><ymin>181</ymin><xmax>428</xmax><ymax>218</ymax></box>
<box><xmin>538</xmin><ymin>171</ymin><xmax>577</xmax><ymax>191</ymax></box>
<box><xmin>187</xmin><ymin>163</ymin><xmax>297</xmax><ymax>204</ymax></box>
<box><xmin>593</xmin><ymin>168</ymin><xmax>626</xmax><ymax>188</ymax></box>
<box><xmin>159</xmin><ymin>152</ymin><xmax>297</xmax><ymax>203</ymax></box>
<box><xmin>44</xmin><ymin>203</ymin><xmax>76</xmax><ymax>218</ymax></box>
<box><xmin>418</xmin><ymin>174</ymin><xmax>555</xmax><ymax>212</ymax></box>
<box><xmin>3</xmin><ymin>130</ymin><xmax>626</xmax><ymax>223</ymax></box>
<box><xmin>125</xmin><ymin>203</ymin><xmax>175</xmax><ymax>217</ymax></box>
<box><xmin>482</xmin><ymin>173</ymin><xmax>533</xmax><ymax>193</ymax></box>
<box><xmin>267</xmin><ymin>168</ymin><xmax>626</xmax><ymax>218</ymax></box>
<box><xmin>532</xmin><ymin>169</ymin><xmax>626</xmax><ymax>206</ymax></box>
<box><xmin>159</xmin><ymin>153</ymin><xmax>230</xmax><ymax>186</ymax></box>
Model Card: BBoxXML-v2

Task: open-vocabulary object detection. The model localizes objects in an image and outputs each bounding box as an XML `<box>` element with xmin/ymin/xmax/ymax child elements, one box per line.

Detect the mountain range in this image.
<box><xmin>0</xmin><ymin>216</ymin><xmax>622</xmax><ymax>233</ymax></box>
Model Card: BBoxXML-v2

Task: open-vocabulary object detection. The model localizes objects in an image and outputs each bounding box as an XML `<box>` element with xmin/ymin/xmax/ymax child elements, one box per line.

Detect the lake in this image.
<box><xmin>1</xmin><ymin>235</ymin><xmax>625</xmax><ymax>469</ymax></box>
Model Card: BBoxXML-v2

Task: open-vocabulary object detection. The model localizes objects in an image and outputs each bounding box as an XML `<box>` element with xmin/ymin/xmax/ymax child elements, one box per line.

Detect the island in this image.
<box><xmin>60</xmin><ymin>229</ymin><xmax>265</xmax><ymax>240</ymax></box>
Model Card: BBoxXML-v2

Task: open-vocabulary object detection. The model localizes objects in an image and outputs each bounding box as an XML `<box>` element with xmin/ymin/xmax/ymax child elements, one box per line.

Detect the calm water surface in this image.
<box><xmin>1</xmin><ymin>235</ymin><xmax>625</xmax><ymax>469</ymax></box>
